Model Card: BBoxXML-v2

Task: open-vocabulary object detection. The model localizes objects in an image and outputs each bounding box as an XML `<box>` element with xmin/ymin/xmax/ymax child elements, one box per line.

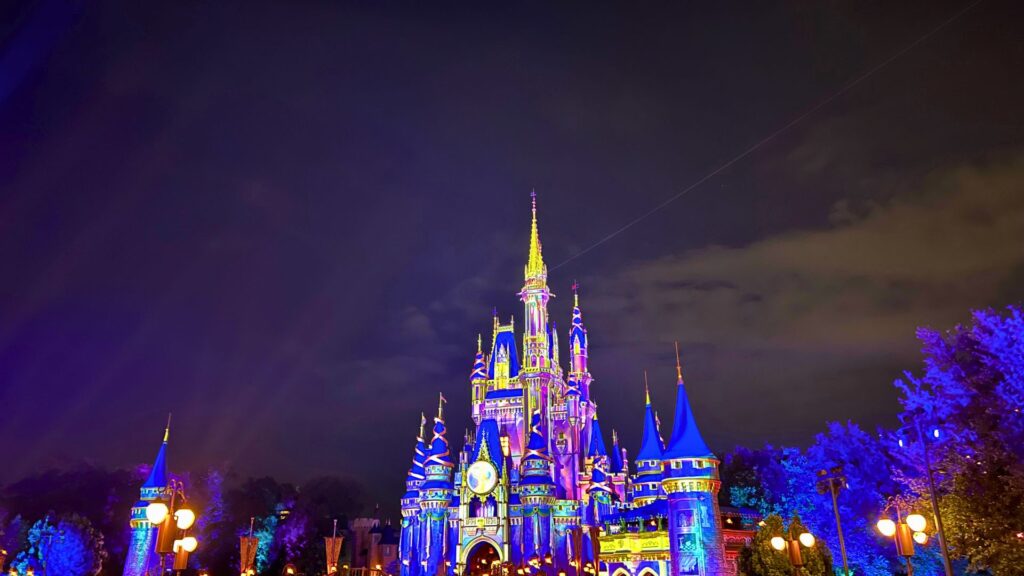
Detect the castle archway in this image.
<box><xmin>464</xmin><ymin>540</ymin><xmax>501</xmax><ymax>576</ymax></box>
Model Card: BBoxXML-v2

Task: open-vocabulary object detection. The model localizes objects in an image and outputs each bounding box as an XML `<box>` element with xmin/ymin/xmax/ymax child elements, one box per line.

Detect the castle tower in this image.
<box><xmin>123</xmin><ymin>420</ymin><xmax>171</xmax><ymax>576</ymax></box>
<box><xmin>520</xmin><ymin>191</ymin><xmax>552</xmax><ymax>373</ymax></box>
<box><xmin>470</xmin><ymin>336</ymin><xmax>488</xmax><ymax>424</ymax></box>
<box><xmin>661</xmin><ymin>345</ymin><xmax>723</xmax><ymax>576</ymax></box>
<box><xmin>401</xmin><ymin>415</ymin><xmax>428</xmax><ymax>576</ymax></box>
<box><xmin>419</xmin><ymin>396</ymin><xmax>455</xmax><ymax>576</ymax></box>
<box><xmin>631</xmin><ymin>381</ymin><xmax>665</xmax><ymax>507</ymax></box>
<box><xmin>518</xmin><ymin>411</ymin><xmax>555</xmax><ymax>564</ymax></box>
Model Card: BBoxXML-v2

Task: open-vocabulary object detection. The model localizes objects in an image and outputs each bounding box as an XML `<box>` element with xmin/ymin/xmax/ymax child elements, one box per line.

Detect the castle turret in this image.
<box><xmin>123</xmin><ymin>419</ymin><xmax>171</xmax><ymax>576</ymax></box>
<box><xmin>419</xmin><ymin>395</ymin><xmax>454</xmax><ymax>576</ymax></box>
<box><xmin>471</xmin><ymin>336</ymin><xmax>488</xmax><ymax>423</ymax></box>
<box><xmin>661</xmin><ymin>344</ymin><xmax>723</xmax><ymax>576</ymax></box>
<box><xmin>519</xmin><ymin>411</ymin><xmax>555</xmax><ymax>564</ymax></box>
<box><xmin>401</xmin><ymin>415</ymin><xmax>428</xmax><ymax>576</ymax></box>
<box><xmin>631</xmin><ymin>381</ymin><xmax>664</xmax><ymax>507</ymax></box>
<box><xmin>568</xmin><ymin>283</ymin><xmax>588</xmax><ymax>378</ymax></box>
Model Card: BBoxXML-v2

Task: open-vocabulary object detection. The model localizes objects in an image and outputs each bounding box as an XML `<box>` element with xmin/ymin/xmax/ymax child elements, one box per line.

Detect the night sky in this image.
<box><xmin>2</xmin><ymin>1</ymin><xmax>1023</xmax><ymax>509</ymax></box>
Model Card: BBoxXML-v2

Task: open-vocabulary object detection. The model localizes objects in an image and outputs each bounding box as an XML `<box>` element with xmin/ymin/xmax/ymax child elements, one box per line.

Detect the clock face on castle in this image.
<box><xmin>466</xmin><ymin>461</ymin><xmax>498</xmax><ymax>495</ymax></box>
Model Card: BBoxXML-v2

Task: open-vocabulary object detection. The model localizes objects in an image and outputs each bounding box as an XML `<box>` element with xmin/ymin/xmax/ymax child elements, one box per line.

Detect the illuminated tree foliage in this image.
<box><xmin>13</xmin><ymin>514</ymin><xmax>106</xmax><ymax>576</ymax></box>
<box><xmin>737</xmin><ymin>514</ymin><xmax>834</xmax><ymax>576</ymax></box>
<box><xmin>731</xmin><ymin>306</ymin><xmax>1024</xmax><ymax>575</ymax></box>
<box><xmin>894</xmin><ymin>306</ymin><xmax>1024</xmax><ymax>574</ymax></box>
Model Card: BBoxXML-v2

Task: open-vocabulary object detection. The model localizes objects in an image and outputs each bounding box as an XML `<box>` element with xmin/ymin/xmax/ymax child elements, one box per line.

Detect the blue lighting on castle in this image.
<box><xmin>398</xmin><ymin>195</ymin><xmax>755</xmax><ymax>576</ymax></box>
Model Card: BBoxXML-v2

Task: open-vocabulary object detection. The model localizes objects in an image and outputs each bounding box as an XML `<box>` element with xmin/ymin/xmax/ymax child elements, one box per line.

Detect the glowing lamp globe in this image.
<box><xmin>798</xmin><ymin>532</ymin><xmax>815</xmax><ymax>547</ymax></box>
<box><xmin>906</xmin><ymin>514</ymin><xmax>927</xmax><ymax>533</ymax></box>
<box><xmin>877</xmin><ymin>519</ymin><xmax>897</xmax><ymax>537</ymax></box>
<box><xmin>769</xmin><ymin>536</ymin><xmax>786</xmax><ymax>551</ymax></box>
<box><xmin>146</xmin><ymin>501</ymin><xmax>169</xmax><ymax>525</ymax></box>
<box><xmin>181</xmin><ymin>536</ymin><xmax>198</xmax><ymax>552</ymax></box>
<box><xmin>175</xmin><ymin>508</ymin><xmax>196</xmax><ymax>529</ymax></box>
<box><xmin>913</xmin><ymin>531</ymin><xmax>928</xmax><ymax>545</ymax></box>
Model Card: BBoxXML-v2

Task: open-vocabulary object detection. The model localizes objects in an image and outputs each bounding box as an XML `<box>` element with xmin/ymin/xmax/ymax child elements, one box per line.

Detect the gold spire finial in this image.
<box><xmin>644</xmin><ymin>371</ymin><xmax>651</xmax><ymax>405</ymax></box>
<box><xmin>438</xmin><ymin>392</ymin><xmax>446</xmax><ymax>419</ymax></box>
<box><xmin>674</xmin><ymin>341</ymin><xmax>683</xmax><ymax>384</ymax></box>
<box><xmin>525</xmin><ymin>190</ymin><xmax>546</xmax><ymax>282</ymax></box>
<box><xmin>163</xmin><ymin>413</ymin><xmax>172</xmax><ymax>443</ymax></box>
<box><xmin>419</xmin><ymin>412</ymin><xmax>426</xmax><ymax>439</ymax></box>
<box><xmin>572</xmin><ymin>280</ymin><xmax>579</xmax><ymax>307</ymax></box>
<box><xmin>477</xmin><ymin>334</ymin><xmax>482</xmax><ymax>354</ymax></box>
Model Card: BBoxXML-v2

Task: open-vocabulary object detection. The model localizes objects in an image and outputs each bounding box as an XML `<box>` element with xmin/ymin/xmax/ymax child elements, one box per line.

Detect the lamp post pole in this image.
<box><xmin>816</xmin><ymin>468</ymin><xmax>849</xmax><ymax>576</ymax></box>
<box><xmin>913</xmin><ymin>420</ymin><xmax>953</xmax><ymax>576</ymax></box>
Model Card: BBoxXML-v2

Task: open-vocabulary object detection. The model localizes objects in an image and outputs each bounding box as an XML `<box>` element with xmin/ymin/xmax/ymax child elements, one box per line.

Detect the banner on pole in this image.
<box><xmin>325</xmin><ymin>535</ymin><xmax>345</xmax><ymax>574</ymax></box>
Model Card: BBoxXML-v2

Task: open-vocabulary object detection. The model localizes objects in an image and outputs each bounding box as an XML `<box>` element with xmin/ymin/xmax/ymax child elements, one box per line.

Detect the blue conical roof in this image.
<box><xmin>636</xmin><ymin>389</ymin><xmax>663</xmax><ymax>461</ymax></box>
<box><xmin>610</xmin><ymin>430</ymin><xmax>624</xmax><ymax>473</ymax></box>
<box><xmin>142</xmin><ymin>424</ymin><xmax>169</xmax><ymax>489</ymax></box>
<box><xmin>471</xmin><ymin>335</ymin><xmax>487</xmax><ymax>380</ymax></box>
<box><xmin>663</xmin><ymin>372</ymin><xmax>713</xmax><ymax>460</ymax></box>
<box><xmin>588</xmin><ymin>415</ymin><xmax>608</xmax><ymax>458</ymax></box>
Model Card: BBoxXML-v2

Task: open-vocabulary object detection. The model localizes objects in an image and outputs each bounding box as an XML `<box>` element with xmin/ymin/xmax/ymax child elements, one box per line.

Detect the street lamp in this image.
<box><xmin>876</xmin><ymin>510</ymin><xmax>929</xmax><ymax>576</ymax></box>
<box><xmin>897</xmin><ymin>412</ymin><xmax>954</xmax><ymax>576</ymax></box>
<box><xmin>769</xmin><ymin>530</ymin><xmax>816</xmax><ymax>576</ymax></box>
<box><xmin>816</xmin><ymin>467</ymin><xmax>850</xmax><ymax>576</ymax></box>
<box><xmin>147</xmin><ymin>479</ymin><xmax>198</xmax><ymax>576</ymax></box>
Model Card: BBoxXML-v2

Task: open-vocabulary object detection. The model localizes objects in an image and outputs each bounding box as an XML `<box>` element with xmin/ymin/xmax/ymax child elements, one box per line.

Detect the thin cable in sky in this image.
<box><xmin>553</xmin><ymin>0</ymin><xmax>984</xmax><ymax>271</ymax></box>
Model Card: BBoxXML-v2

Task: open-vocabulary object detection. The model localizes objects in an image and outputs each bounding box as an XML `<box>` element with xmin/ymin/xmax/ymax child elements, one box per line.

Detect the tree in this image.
<box><xmin>738</xmin><ymin>514</ymin><xmax>833</xmax><ymax>576</ymax></box>
<box><xmin>13</xmin><ymin>514</ymin><xmax>106</xmax><ymax>576</ymax></box>
<box><xmin>894</xmin><ymin>305</ymin><xmax>1024</xmax><ymax>574</ymax></box>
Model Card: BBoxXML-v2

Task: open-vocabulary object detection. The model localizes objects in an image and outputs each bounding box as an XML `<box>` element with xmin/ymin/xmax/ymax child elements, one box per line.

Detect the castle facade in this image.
<box><xmin>398</xmin><ymin>196</ymin><xmax>754</xmax><ymax>576</ymax></box>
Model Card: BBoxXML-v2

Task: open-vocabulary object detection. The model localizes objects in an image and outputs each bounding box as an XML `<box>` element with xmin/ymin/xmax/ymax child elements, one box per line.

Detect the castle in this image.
<box><xmin>398</xmin><ymin>195</ymin><xmax>755</xmax><ymax>576</ymax></box>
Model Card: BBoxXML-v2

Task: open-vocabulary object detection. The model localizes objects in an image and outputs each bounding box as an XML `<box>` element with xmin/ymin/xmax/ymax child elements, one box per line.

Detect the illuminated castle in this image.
<box><xmin>399</xmin><ymin>195</ymin><xmax>755</xmax><ymax>576</ymax></box>
<box><xmin>123</xmin><ymin>422</ymin><xmax>171</xmax><ymax>576</ymax></box>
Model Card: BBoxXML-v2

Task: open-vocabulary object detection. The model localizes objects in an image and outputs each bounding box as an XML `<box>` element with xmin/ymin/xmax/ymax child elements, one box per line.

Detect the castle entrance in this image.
<box><xmin>464</xmin><ymin>541</ymin><xmax>501</xmax><ymax>576</ymax></box>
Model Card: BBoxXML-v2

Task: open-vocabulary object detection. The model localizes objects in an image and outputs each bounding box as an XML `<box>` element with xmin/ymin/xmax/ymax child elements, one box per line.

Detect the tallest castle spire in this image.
<box><xmin>524</xmin><ymin>190</ymin><xmax>547</xmax><ymax>287</ymax></box>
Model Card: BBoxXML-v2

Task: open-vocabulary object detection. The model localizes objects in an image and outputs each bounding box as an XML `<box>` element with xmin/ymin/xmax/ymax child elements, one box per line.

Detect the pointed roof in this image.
<box><xmin>406</xmin><ymin>414</ymin><xmax>427</xmax><ymax>484</ymax></box>
<box><xmin>142</xmin><ymin>416</ymin><xmax>171</xmax><ymax>489</ymax></box>
<box><xmin>471</xmin><ymin>335</ymin><xmax>487</xmax><ymax>380</ymax></box>
<box><xmin>570</xmin><ymin>280</ymin><xmax>587</xmax><ymax>337</ymax></box>
<box><xmin>663</xmin><ymin>344</ymin><xmax>714</xmax><ymax>459</ymax></box>
<box><xmin>588</xmin><ymin>414</ymin><xmax>608</xmax><ymax>458</ymax></box>
<box><xmin>524</xmin><ymin>191</ymin><xmax>547</xmax><ymax>285</ymax></box>
<box><xmin>488</xmin><ymin>324</ymin><xmax>520</xmax><ymax>379</ymax></box>
<box><xmin>423</xmin><ymin>396</ymin><xmax>453</xmax><ymax>469</ymax></box>
<box><xmin>610</xmin><ymin>429</ymin><xmax>624</xmax><ymax>473</ymax></box>
<box><xmin>520</xmin><ymin>411</ymin><xmax>553</xmax><ymax>485</ymax></box>
<box><xmin>470</xmin><ymin>419</ymin><xmax>504</xmax><ymax>476</ymax></box>
<box><xmin>636</xmin><ymin>378</ymin><xmax>663</xmax><ymax>461</ymax></box>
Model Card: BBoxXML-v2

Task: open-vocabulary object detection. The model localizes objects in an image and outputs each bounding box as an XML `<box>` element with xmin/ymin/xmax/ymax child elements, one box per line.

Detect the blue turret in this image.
<box><xmin>661</xmin><ymin>344</ymin><xmax>725</xmax><ymax>576</ymax></box>
<box><xmin>401</xmin><ymin>415</ymin><xmax>428</xmax><ymax>576</ymax></box>
<box><xmin>609</xmin><ymin>429</ymin><xmax>624</xmax><ymax>474</ymax></box>
<box><xmin>123</xmin><ymin>419</ymin><xmax>171</xmax><ymax>576</ymax></box>
<box><xmin>419</xmin><ymin>395</ymin><xmax>454</xmax><ymax>576</ymax></box>
<box><xmin>631</xmin><ymin>382</ymin><xmax>664</xmax><ymax>506</ymax></box>
<box><xmin>587</xmin><ymin>414</ymin><xmax>608</xmax><ymax>461</ymax></box>
<box><xmin>519</xmin><ymin>412</ymin><xmax>555</xmax><ymax>564</ymax></box>
<box><xmin>569</xmin><ymin>283</ymin><xmax>588</xmax><ymax>376</ymax></box>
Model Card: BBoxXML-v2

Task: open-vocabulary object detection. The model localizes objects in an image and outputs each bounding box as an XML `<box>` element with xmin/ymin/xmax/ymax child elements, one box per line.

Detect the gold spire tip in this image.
<box><xmin>163</xmin><ymin>413</ymin><xmax>172</xmax><ymax>443</ymax></box>
<box><xmin>644</xmin><ymin>371</ymin><xmax>651</xmax><ymax>405</ymax></box>
<box><xmin>674</xmin><ymin>341</ymin><xmax>683</xmax><ymax>383</ymax></box>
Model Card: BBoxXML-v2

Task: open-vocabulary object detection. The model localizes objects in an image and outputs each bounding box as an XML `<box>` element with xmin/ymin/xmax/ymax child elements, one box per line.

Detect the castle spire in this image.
<box><xmin>524</xmin><ymin>190</ymin><xmax>546</xmax><ymax>283</ymax></box>
<box><xmin>664</xmin><ymin>343</ymin><xmax>714</xmax><ymax>459</ymax></box>
<box><xmin>637</xmin><ymin>373</ymin><xmax>662</xmax><ymax>461</ymax></box>
<box><xmin>142</xmin><ymin>416</ymin><xmax>171</xmax><ymax>489</ymax></box>
<box><xmin>675</xmin><ymin>341</ymin><xmax>684</xmax><ymax>384</ymax></box>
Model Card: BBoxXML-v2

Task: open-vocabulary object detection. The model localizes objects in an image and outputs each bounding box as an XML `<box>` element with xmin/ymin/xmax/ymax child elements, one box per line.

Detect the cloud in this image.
<box><xmin>594</xmin><ymin>153</ymin><xmax>1024</xmax><ymax>353</ymax></box>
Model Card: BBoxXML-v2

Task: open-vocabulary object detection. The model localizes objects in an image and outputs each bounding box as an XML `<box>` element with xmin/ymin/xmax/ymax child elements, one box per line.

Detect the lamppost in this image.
<box><xmin>769</xmin><ymin>531</ymin><xmax>816</xmax><ymax>576</ymax></box>
<box><xmin>876</xmin><ymin>509</ymin><xmax>929</xmax><ymax>576</ymax></box>
<box><xmin>816</xmin><ymin>467</ymin><xmax>850</xmax><ymax>576</ymax></box>
<box><xmin>897</xmin><ymin>412</ymin><xmax>954</xmax><ymax>576</ymax></box>
<box><xmin>146</xmin><ymin>479</ymin><xmax>197</xmax><ymax>576</ymax></box>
